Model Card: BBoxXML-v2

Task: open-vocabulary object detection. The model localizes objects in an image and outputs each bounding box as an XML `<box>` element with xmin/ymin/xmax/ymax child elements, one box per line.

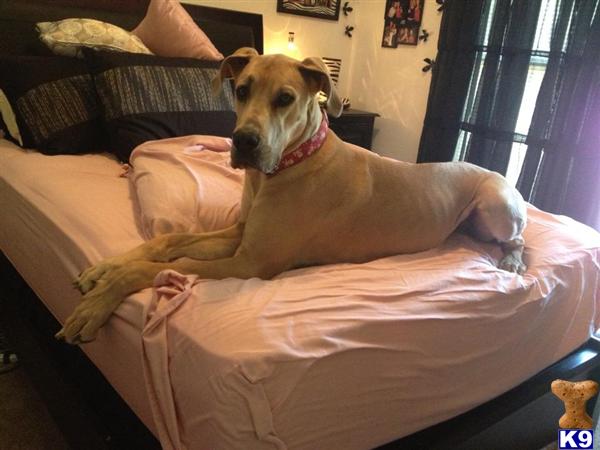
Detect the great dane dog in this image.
<box><xmin>57</xmin><ymin>48</ymin><xmax>527</xmax><ymax>344</ymax></box>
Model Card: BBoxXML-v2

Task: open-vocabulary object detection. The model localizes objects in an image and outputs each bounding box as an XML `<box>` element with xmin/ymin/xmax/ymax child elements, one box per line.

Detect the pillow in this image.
<box><xmin>37</xmin><ymin>18</ymin><xmax>152</xmax><ymax>58</ymax></box>
<box><xmin>86</xmin><ymin>50</ymin><xmax>236</xmax><ymax>162</ymax></box>
<box><xmin>132</xmin><ymin>0</ymin><xmax>223</xmax><ymax>60</ymax></box>
<box><xmin>129</xmin><ymin>135</ymin><xmax>243</xmax><ymax>239</ymax></box>
<box><xmin>0</xmin><ymin>89</ymin><xmax>22</xmax><ymax>144</ymax></box>
<box><xmin>0</xmin><ymin>55</ymin><xmax>106</xmax><ymax>154</ymax></box>
<box><xmin>0</xmin><ymin>115</ymin><xmax>7</xmax><ymax>141</ymax></box>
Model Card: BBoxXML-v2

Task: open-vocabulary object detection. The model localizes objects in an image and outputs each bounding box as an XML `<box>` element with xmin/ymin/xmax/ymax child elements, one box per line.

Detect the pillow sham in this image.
<box><xmin>0</xmin><ymin>55</ymin><xmax>106</xmax><ymax>154</ymax></box>
<box><xmin>37</xmin><ymin>18</ymin><xmax>152</xmax><ymax>58</ymax></box>
<box><xmin>132</xmin><ymin>0</ymin><xmax>222</xmax><ymax>60</ymax></box>
<box><xmin>85</xmin><ymin>50</ymin><xmax>236</xmax><ymax>162</ymax></box>
<box><xmin>0</xmin><ymin>89</ymin><xmax>21</xmax><ymax>145</ymax></box>
<box><xmin>0</xmin><ymin>115</ymin><xmax>7</xmax><ymax>141</ymax></box>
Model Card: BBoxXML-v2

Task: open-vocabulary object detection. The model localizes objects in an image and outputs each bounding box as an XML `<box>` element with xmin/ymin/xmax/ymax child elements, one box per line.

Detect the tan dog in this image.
<box><xmin>57</xmin><ymin>48</ymin><xmax>527</xmax><ymax>344</ymax></box>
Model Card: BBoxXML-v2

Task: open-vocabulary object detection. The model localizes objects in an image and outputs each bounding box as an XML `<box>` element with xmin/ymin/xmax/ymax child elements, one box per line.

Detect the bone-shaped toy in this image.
<box><xmin>551</xmin><ymin>379</ymin><xmax>599</xmax><ymax>429</ymax></box>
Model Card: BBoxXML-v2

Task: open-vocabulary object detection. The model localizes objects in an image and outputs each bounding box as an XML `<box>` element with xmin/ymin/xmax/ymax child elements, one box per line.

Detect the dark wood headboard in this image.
<box><xmin>0</xmin><ymin>0</ymin><xmax>263</xmax><ymax>57</ymax></box>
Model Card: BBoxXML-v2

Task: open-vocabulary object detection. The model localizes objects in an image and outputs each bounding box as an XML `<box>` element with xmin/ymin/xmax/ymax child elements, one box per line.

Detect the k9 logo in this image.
<box><xmin>558</xmin><ymin>429</ymin><xmax>594</xmax><ymax>449</ymax></box>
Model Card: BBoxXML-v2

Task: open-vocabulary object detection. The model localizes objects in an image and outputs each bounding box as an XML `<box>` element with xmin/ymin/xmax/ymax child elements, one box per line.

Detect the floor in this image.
<box><xmin>0</xmin><ymin>364</ymin><xmax>71</xmax><ymax>450</ymax></box>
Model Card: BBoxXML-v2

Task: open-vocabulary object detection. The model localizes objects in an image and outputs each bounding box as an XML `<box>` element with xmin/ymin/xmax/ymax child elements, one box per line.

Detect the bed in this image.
<box><xmin>1</xmin><ymin>1</ymin><xmax>599</xmax><ymax>450</ymax></box>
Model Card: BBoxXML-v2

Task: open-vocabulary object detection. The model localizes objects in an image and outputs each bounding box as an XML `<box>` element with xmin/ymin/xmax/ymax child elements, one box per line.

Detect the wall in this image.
<box><xmin>186</xmin><ymin>0</ymin><xmax>356</xmax><ymax>97</ymax></box>
<box><xmin>347</xmin><ymin>0</ymin><xmax>442</xmax><ymax>161</ymax></box>
<box><xmin>186</xmin><ymin>0</ymin><xmax>442</xmax><ymax>162</ymax></box>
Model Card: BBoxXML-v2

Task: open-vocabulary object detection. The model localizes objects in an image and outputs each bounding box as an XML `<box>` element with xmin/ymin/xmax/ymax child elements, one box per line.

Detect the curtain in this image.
<box><xmin>518</xmin><ymin>0</ymin><xmax>600</xmax><ymax>229</ymax></box>
<box><xmin>459</xmin><ymin>0</ymin><xmax>543</xmax><ymax>174</ymax></box>
<box><xmin>418</xmin><ymin>0</ymin><xmax>600</xmax><ymax>230</ymax></box>
<box><xmin>417</xmin><ymin>0</ymin><xmax>485</xmax><ymax>163</ymax></box>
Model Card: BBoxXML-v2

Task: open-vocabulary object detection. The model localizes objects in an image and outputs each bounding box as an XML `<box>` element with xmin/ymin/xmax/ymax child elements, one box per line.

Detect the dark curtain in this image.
<box><xmin>518</xmin><ymin>0</ymin><xmax>600</xmax><ymax>229</ymax></box>
<box><xmin>418</xmin><ymin>0</ymin><xmax>600</xmax><ymax>230</ymax></box>
<box><xmin>460</xmin><ymin>0</ymin><xmax>542</xmax><ymax>174</ymax></box>
<box><xmin>417</xmin><ymin>0</ymin><xmax>485</xmax><ymax>163</ymax></box>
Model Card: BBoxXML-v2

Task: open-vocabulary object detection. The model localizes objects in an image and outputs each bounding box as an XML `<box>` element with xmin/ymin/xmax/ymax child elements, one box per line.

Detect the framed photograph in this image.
<box><xmin>381</xmin><ymin>20</ymin><xmax>398</xmax><ymax>48</ymax></box>
<box><xmin>321</xmin><ymin>56</ymin><xmax>342</xmax><ymax>86</ymax></box>
<box><xmin>397</xmin><ymin>25</ymin><xmax>419</xmax><ymax>45</ymax></box>
<box><xmin>382</xmin><ymin>0</ymin><xmax>424</xmax><ymax>47</ymax></box>
<box><xmin>277</xmin><ymin>0</ymin><xmax>341</xmax><ymax>21</ymax></box>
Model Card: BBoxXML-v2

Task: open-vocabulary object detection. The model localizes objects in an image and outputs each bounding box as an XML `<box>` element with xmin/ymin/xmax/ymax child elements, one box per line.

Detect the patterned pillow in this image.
<box><xmin>85</xmin><ymin>50</ymin><xmax>236</xmax><ymax>162</ymax></box>
<box><xmin>0</xmin><ymin>89</ymin><xmax>22</xmax><ymax>145</ymax></box>
<box><xmin>0</xmin><ymin>55</ymin><xmax>106</xmax><ymax>154</ymax></box>
<box><xmin>0</xmin><ymin>112</ymin><xmax>7</xmax><ymax>141</ymax></box>
<box><xmin>37</xmin><ymin>18</ymin><xmax>152</xmax><ymax>58</ymax></box>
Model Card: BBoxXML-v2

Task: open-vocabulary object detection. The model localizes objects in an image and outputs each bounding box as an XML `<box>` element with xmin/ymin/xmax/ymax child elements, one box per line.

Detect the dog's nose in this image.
<box><xmin>233</xmin><ymin>130</ymin><xmax>261</xmax><ymax>153</ymax></box>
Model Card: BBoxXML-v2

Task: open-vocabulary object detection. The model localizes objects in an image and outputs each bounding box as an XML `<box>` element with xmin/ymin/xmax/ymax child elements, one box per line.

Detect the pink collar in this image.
<box><xmin>269</xmin><ymin>112</ymin><xmax>328</xmax><ymax>175</ymax></box>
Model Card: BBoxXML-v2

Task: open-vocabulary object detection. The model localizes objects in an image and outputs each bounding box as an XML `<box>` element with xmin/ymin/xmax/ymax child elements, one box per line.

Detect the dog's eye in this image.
<box><xmin>235</xmin><ymin>85</ymin><xmax>249</xmax><ymax>101</ymax></box>
<box><xmin>275</xmin><ymin>93</ymin><xmax>294</xmax><ymax>107</ymax></box>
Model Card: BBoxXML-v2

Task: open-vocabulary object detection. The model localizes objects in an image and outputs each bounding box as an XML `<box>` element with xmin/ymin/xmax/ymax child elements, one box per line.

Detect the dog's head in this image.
<box><xmin>213</xmin><ymin>47</ymin><xmax>342</xmax><ymax>173</ymax></box>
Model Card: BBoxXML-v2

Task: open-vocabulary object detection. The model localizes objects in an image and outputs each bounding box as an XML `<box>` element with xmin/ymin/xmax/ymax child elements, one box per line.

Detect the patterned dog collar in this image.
<box><xmin>269</xmin><ymin>112</ymin><xmax>329</xmax><ymax>175</ymax></box>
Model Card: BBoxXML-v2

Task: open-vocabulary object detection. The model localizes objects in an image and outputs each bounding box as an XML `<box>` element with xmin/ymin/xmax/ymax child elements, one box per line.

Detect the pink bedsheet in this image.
<box><xmin>128</xmin><ymin>135</ymin><xmax>242</xmax><ymax>239</ymax></box>
<box><xmin>0</xmin><ymin>139</ymin><xmax>154</xmax><ymax>431</ymax></box>
<box><xmin>1</xmin><ymin>137</ymin><xmax>599</xmax><ymax>450</ymax></box>
<box><xmin>140</xmin><ymin>208</ymin><xmax>599</xmax><ymax>450</ymax></box>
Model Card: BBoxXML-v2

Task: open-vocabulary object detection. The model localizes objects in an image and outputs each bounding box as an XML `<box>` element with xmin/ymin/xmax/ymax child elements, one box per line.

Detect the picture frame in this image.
<box><xmin>277</xmin><ymin>0</ymin><xmax>341</xmax><ymax>21</ymax></box>
<box><xmin>382</xmin><ymin>0</ymin><xmax>425</xmax><ymax>47</ymax></box>
<box><xmin>382</xmin><ymin>20</ymin><xmax>399</xmax><ymax>48</ymax></box>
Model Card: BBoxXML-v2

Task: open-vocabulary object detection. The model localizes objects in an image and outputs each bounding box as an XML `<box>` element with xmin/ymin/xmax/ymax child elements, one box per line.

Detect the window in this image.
<box><xmin>454</xmin><ymin>0</ymin><xmax>561</xmax><ymax>186</ymax></box>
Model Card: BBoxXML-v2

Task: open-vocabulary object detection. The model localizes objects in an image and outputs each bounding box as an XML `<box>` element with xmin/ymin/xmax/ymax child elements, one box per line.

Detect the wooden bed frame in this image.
<box><xmin>1</xmin><ymin>1</ymin><xmax>599</xmax><ymax>449</ymax></box>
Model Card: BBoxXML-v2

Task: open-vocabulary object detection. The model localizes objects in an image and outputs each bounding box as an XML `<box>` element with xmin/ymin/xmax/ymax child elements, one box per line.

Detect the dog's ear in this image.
<box><xmin>299</xmin><ymin>57</ymin><xmax>343</xmax><ymax>118</ymax></box>
<box><xmin>212</xmin><ymin>47</ymin><xmax>259</xmax><ymax>94</ymax></box>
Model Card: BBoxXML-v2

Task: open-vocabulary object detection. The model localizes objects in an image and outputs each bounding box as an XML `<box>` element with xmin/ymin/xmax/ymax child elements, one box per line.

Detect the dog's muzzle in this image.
<box><xmin>232</xmin><ymin>129</ymin><xmax>262</xmax><ymax>169</ymax></box>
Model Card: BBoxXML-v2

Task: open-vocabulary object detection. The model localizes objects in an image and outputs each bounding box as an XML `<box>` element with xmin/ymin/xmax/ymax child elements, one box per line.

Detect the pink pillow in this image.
<box><xmin>132</xmin><ymin>0</ymin><xmax>223</xmax><ymax>60</ymax></box>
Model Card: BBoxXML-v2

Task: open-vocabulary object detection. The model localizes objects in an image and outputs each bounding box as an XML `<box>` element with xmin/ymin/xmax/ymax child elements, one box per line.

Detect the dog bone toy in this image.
<box><xmin>551</xmin><ymin>379</ymin><xmax>599</xmax><ymax>429</ymax></box>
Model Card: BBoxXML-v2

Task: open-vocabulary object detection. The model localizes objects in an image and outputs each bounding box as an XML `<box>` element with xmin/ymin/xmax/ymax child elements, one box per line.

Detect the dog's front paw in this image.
<box><xmin>55</xmin><ymin>288</ymin><xmax>122</xmax><ymax>344</ymax></box>
<box><xmin>75</xmin><ymin>259</ymin><xmax>118</xmax><ymax>294</ymax></box>
<box><xmin>499</xmin><ymin>254</ymin><xmax>527</xmax><ymax>275</ymax></box>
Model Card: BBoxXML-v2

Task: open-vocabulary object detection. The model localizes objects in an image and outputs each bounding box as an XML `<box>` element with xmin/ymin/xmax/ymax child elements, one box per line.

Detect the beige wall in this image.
<box><xmin>186</xmin><ymin>0</ymin><xmax>357</xmax><ymax>96</ymax></box>
<box><xmin>186</xmin><ymin>0</ymin><xmax>442</xmax><ymax>162</ymax></box>
<box><xmin>347</xmin><ymin>0</ymin><xmax>442</xmax><ymax>161</ymax></box>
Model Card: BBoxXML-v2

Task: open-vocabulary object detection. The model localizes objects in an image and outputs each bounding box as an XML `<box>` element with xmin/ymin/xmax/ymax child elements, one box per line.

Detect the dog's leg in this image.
<box><xmin>58</xmin><ymin>251</ymin><xmax>270</xmax><ymax>344</ymax></box>
<box><xmin>470</xmin><ymin>173</ymin><xmax>528</xmax><ymax>274</ymax></box>
<box><xmin>499</xmin><ymin>236</ymin><xmax>526</xmax><ymax>274</ymax></box>
<box><xmin>76</xmin><ymin>224</ymin><xmax>243</xmax><ymax>294</ymax></box>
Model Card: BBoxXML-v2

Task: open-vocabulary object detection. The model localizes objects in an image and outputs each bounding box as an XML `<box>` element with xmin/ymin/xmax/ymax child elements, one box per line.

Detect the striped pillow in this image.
<box><xmin>0</xmin><ymin>56</ymin><xmax>105</xmax><ymax>154</ymax></box>
<box><xmin>85</xmin><ymin>50</ymin><xmax>235</xmax><ymax>162</ymax></box>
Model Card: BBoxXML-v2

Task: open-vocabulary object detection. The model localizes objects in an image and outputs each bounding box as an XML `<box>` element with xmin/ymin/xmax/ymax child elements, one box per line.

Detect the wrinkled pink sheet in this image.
<box><xmin>128</xmin><ymin>135</ymin><xmax>243</xmax><ymax>239</ymax></box>
<box><xmin>139</xmin><ymin>205</ymin><xmax>600</xmax><ymax>450</ymax></box>
<box><xmin>1</xmin><ymin>137</ymin><xmax>599</xmax><ymax>450</ymax></box>
<box><xmin>0</xmin><ymin>139</ymin><xmax>155</xmax><ymax>431</ymax></box>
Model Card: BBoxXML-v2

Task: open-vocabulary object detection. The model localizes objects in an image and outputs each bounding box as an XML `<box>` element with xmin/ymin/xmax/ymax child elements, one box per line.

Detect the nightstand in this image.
<box><xmin>328</xmin><ymin>109</ymin><xmax>379</xmax><ymax>150</ymax></box>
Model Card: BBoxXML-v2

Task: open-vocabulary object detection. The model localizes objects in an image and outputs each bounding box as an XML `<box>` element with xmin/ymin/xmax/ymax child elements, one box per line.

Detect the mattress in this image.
<box><xmin>0</xmin><ymin>139</ymin><xmax>156</xmax><ymax>432</ymax></box>
<box><xmin>1</xmin><ymin>137</ymin><xmax>599</xmax><ymax>450</ymax></box>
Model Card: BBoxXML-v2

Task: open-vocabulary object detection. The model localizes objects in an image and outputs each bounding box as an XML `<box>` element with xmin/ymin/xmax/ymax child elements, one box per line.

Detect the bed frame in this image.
<box><xmin>1</xmin><ymin>1</ymin><xmax>599</xmax><ymax>449</ymax></box>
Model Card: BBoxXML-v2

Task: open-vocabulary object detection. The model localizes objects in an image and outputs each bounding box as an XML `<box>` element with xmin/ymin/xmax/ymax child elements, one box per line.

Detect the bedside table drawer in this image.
<box><xmin>329</xmin><ymin>109</ymin><xmax>378</xmax><ymax>150</ymax></box>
